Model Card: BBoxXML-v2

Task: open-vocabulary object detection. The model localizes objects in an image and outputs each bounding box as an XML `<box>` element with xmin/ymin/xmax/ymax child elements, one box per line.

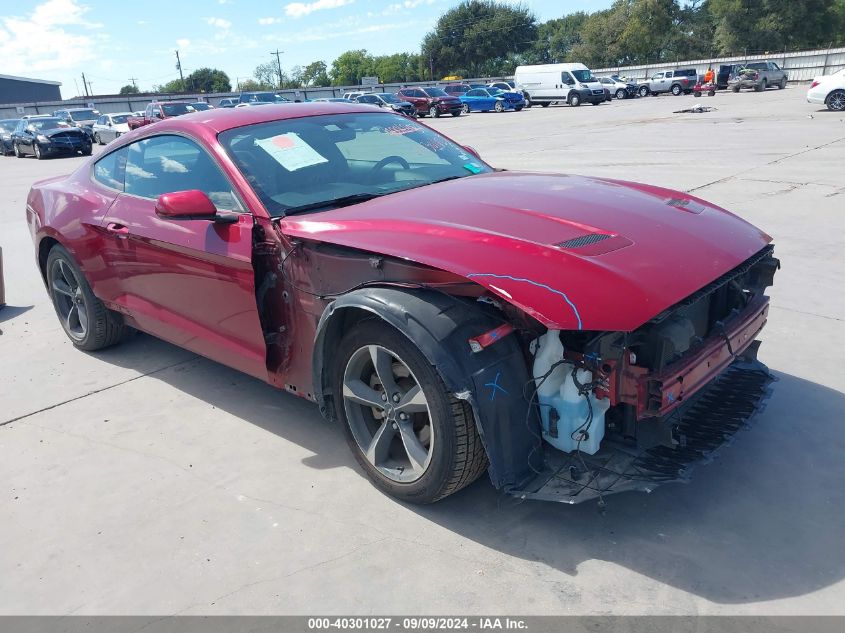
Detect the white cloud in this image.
<box><xmin>265</xmin><ymin>20</ymin><xmax>413</xmax><ymax>43</ymax></box>
<box><xmin>204</xmin><ymin>17</ymin><xmax>232</xmax><ymax>29</ymax></box>
<box><xmin>258</xmin><ymin>17</ymin><xmax>283</xmax><ymax>25</ymax></box>
<box><xmin>284</xmin><ymin>0</ymin><xmax>353</xmax><ymax>19</ymax></box>
<box><xmin>0</xmin><ymin>0</ymin><xmax>102</xmax><ymax>77</ymax></box>
<box><xmin>176</xmin><ymin>37</ymin><xmax>191</xmax><ymax>49</ymax></box>
<box><xmin>218</xmin><ymin>0</ymin><xmax>232</xmax><ymax>4</ymax></box>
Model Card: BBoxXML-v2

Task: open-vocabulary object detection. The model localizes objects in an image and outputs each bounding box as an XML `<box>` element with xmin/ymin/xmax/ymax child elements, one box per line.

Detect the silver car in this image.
<box><xmin>598</xmin><ymin>76</ymin><xmax>637</xmax><ymax>99</ymax></box>
<box><xmin>91</xmin><ymin>112</ymin><xmax>132</xmax><ymax>145</ymax></box>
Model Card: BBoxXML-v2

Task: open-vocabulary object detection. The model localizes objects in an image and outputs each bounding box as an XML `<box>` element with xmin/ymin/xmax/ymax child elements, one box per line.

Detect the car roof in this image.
<box><xmin>124</xmin><ymin>102</ymin><xmax>386</xmax><ymax>136</ymax></box>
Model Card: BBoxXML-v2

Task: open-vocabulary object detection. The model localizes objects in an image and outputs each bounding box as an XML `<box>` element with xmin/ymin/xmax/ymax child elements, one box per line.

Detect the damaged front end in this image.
<box><xmin>508</xmin><ymin>245</ymin><xmax>779</xmax><ymax>504</ymax></box>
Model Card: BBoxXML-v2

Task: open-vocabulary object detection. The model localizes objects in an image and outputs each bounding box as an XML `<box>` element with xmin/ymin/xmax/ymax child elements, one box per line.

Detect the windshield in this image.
<box><xmin>191</xmin><ymin>102</ymin><xmax>211</xmax><ymax>111</ymax></box>
<box><xmin>111</xmin><ymin>114</ymin><xmax>130</xmax><ymax>124</ymax></box>
<box><xmin>0</xmin><ymin>120</ymin><xmax>20</xmax><ymax>133</ymax></box>
<box><xmin>220</xmin><ymin>112</ymin><xmax>492</xmax><ymax>217</ymax></box>
<box><xmin>746</xmin><ymin>63</ymin><xmax>767</xmax><ymax>70</ymax></box>
<box><xmin>488</xmin><ymin>88</ymin><xmax>504</xmax><ymax>96</ymax></box>
<box><xmin>28</xmin><ymin>118</ymin><xmax>69</xmax><ymax>130</ymax></box>
<box><xmin>571</xmin><ymin>69</ymin><xmax>596</xmax><ymax>82</ymax></box>
<box><xmin>423</xmin><ymin>88</ymin><xmax>448</xmax><ymax>97</ymax></box>
<box><xmin>379</xmin><ymin>93</ymin><xmax>401</xmax><ymax>103</ymax></box>
<box><xmin>70</xmin><ymin>109</ymin><xmax>99</xmax><ymax>120</ymax></box>
<box><xmin>161</xmin><ymin>103</ymin><xmax>194</xmax><ymax>116</ymax></box>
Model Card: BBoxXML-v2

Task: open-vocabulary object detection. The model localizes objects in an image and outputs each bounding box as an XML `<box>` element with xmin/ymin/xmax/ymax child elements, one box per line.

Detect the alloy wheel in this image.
<box><xmin>342</xmin><ymin>344</ymin><xmax>433</xmax><ymax>483</ymax></box>
<box><xmin>49</xmin><ymin>258</ymin><xmax>89</xmax><ymax>341</ymax></box>
<box><xmin>828</xmin><ymin>91</ymin><xmax>845</xmax><ymax>111</ymax></box>
<box><xmin>462</xmin><ymin>103</ymin><xmax>470</xmax><ymax>114</ymax></box>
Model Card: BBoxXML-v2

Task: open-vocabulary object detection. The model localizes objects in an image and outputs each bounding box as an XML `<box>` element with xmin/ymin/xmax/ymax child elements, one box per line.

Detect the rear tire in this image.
<box><xmin>671</xmin><ymin>84</ymin><xmax>682</xmax><ymax>96</ymax></box>
<box><xmin>451</xmin><ymin>110</ymin><xmax>461</xmax><ymax>117</ymax></box>
<box><xmin>94</xmin><ymin>132</ymin><xmax>102</xmax><ymax>145</ymax></box>
<box><xmin>638</xmin><ymin>85</ymin><xmax>649</xmax><ymax>97</ymax></box>
<box><xmin>461</xmin><ymin>103</ymin><xmax>470</xmax><ymax>114</ymax></box>
<box><xmin>34</xmin><ymin>144</ymin><xmax>43</xmax><ymax>160</ymax></box>
<box><xmin>540</xmin><ymin>101</ymin><xmax>550</xmax><ymax>108</ymax></box>
<box><xmin>333</xmin><ymin>320</ymin><xmax>488</xmax><ymax>504</ymax></box>
<box><xmin>494</xmin><ymin>100</ymin><xmax>504</xmax><ymax>113</ymax></box>
<box><xmin>756</xmin><ymin>80</ymin><xmax>766</xmax><ymax>92</ymax></box>
<box><xmin>46</xmin><ymin>245</ymin><xmax>128</xmax><ymax>351</ymax></box>
<box><xmin>615</xmin><ymin>89</ymin><xmax>626</xmax><ymax>100</ymax></box>
<box><xmin>694</xmin><ymin>91</ymin><xmax>702</xmax><ymax>98</ymax></box>
<box><xmin>778</xmin><ymin>78</ymin><xmax>787</xmax><ymax>90</ymax></box>
<box><xmin>14</xmin><ymin>143</ymin><xmax>23</xmax><ymax>158</ymax></box>
<box><xmin>827</xmin><ymin>90</ymin><xmax>845</xmax><ymax>112</ymax></box>
<box><xmin>731</xmin><ymin>85</ymin><xmax>740</xmax><ymax>93</ymax></box>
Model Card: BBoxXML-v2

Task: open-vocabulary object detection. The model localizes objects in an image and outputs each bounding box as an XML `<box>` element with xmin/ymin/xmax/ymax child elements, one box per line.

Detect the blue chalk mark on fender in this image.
<box><xmin>483</xmin><ymin>372</ymin><xmax>508</xmax><ymax>401</ymax></box>
<box><xmin>467</xmin><ymin>273</ymin><xmax>583</xmax><ymax>330</ymax></box>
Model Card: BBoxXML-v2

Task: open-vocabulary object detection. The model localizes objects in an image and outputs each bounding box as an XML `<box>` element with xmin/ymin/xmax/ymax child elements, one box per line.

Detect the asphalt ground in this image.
<box><xmin>1</xmin><ymin>86</ymin><xmax>844</xmax><ymax>615</ymax></box>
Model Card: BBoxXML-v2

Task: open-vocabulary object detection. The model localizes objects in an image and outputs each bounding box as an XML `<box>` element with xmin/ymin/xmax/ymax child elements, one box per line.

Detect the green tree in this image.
<box><xmin>330</xmin><ymin>49</ymin><xmax>375</xmax><ymax>85</ymax></box>
<box><xmin>254</xmin><ymin>61</ymin><xmax>280</xmax><ymax>88</ymax></box>
<box><xmin>421</xmin><ymin>0</ymin><xmax>537</xmax><ymax>78</ymax></box>
<box><xmin>239</xmin><ymin>79</ymin><xmax>266</xmax><ymax>91</ymax></box>
<box><xmin>119</xmin><ymin>84</ymin><xmax>139</xmax><ymax>95</ymax></box>
<box><xmin>154</xmin><ymin>78</ymin><xmax>186</xmax><ymax>93</ymax></box>
<box><xmin>530</xmin><ymin>13</ymin><xmax>589</xmax><ymax>63</ymax></box>
<box><xmin>372</xmin><ymin>53</ymin><xmax>422</xmax><ymax>83</ymax></box>
<box><xmin>185</xmin><ymin>67</ymin><xmax>231</xmax><ymax>93</ymax></box>
<box><xmin>301</xmin><ymin>60</ymin><xmax>330</xmax><ymax>86</ymax></box>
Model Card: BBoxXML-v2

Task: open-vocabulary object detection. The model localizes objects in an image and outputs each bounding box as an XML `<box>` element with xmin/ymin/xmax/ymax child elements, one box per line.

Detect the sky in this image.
<box><xmin>1</xmin><ymin>0</ymin><xmax>613</xmax><ymax>98</ymax></box>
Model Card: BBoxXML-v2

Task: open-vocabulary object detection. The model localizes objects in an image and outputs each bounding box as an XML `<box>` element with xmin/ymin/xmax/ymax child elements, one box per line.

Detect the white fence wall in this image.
<box><xmin>592</xmin><ymin>47</ymin><xmax>845</xmax><ymax>81</ymax></box>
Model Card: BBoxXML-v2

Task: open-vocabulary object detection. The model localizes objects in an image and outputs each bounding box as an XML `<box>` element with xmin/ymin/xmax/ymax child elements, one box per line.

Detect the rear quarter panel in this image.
<box><xmin>28</xmin><ymin>168</ymin><xmax>119</xmax><ymax>289</ymax></box>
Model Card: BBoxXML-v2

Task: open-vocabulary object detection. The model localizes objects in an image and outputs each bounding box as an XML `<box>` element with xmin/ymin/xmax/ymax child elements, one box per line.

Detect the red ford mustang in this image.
<box><xmin>26</xmin><ymin>103</ymin><xmax>778</xmax><ymax>504</ymax></box>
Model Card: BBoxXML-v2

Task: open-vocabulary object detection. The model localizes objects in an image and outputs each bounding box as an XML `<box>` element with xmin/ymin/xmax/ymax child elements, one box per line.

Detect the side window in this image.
<box><xmin>653</xmin><ymin>73</ymin><xmax>663</xmax><ymax>80</ymax></box>
<box><xmin>145</xmin><ymin>105</ymin><xmax>152</xmax><ymax>117</ymax></box>
<box><xmin>123</xmin><ymin>135</ymin><xmax>242</xmax><ymax>211</ymax></box>
<box><xmin>771</xmin><ymin>62</ymin><xmax>780</xmax><ymax>70</ymax></box>
<box><xmin>92</xmin><ymin>147</ymin><xmax>128</xmax><ymax>191</ymax></box>
<box><xmin>665</xmin><ymin>71</ymin><xmax>673</xmax><ymax>78</ymax></box>
<box><xmin>466</xmin><ymin>90</ymin><xmax>480</xmax><ymax>97</ymax></box>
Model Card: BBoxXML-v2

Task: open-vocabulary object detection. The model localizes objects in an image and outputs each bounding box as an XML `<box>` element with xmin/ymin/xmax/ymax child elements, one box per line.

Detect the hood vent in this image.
<box><xmin>557</xmin><ymin>233</ymin><xmax>611</xmax><ymax>249</ymax></box>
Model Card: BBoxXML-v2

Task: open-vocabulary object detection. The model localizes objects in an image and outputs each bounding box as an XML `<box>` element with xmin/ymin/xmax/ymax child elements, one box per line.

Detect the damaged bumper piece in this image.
<box><xmin>510</xmin><ymin>356</ymin><xmax>775</xmax><ymax>504</ymax></box>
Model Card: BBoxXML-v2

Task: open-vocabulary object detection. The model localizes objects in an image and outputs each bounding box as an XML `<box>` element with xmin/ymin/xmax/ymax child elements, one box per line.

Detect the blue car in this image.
<box><xmin>459</xmin><ymin>88</ymin><xmax>525</xmax><ymax>113</ymax></box>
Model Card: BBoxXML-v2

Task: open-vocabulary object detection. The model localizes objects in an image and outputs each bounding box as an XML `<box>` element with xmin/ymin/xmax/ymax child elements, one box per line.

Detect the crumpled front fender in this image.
<box><xmin>312</xmin><ymin>287</ymin><xmax>542</xmax><ymax>490</ymax></box>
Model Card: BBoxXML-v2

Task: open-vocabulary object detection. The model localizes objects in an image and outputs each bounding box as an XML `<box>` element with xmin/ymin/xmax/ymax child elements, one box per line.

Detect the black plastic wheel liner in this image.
<box><xmin>508</xmin><ymin>357</ymin><xmax>776</xmax><ymax>505</ymax></box>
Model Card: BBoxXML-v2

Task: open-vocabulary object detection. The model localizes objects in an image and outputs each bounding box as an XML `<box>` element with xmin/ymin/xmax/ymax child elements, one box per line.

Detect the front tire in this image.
<box><xmin>756</xmin><ymin>80</ymin><xmax>766</xmax><ymax>92</ymax></box>
<box><xmin>615</xmin><ymin>89</ymin><xmax>626</xmax><ymax>100</ymax></box>
<box><xmin>14</xmin><ymin>143</ymin><xmax>23</xmax><ymax>158</ymax></box>
<box><xmin>778</xmin><ymin>78</ymin><xmax>787</xmax><ymax>90</ymax></box>
<box><xmin>461</xmin><ymin>103</ymin><xmax>470</xmax><ymax>114</ymax></box>
<box><xmin>638</xmin><ymin>85</ymin><xmax>649</xmax><ymax>97</ymax></box>
<box><xmin>94</xmin><ymin>132</ymin><xmax>103</xmax><ymax>145</ymax></box>
<box><xmin>827</xmin><ymin>90</ymin><xmax>845</xmax><ymax>112</ymax></box>
<box><xmin>46</xmin><ymin>245</ymin><xmax>127</xmax><ymax>351</ymax></box>
<box><xmin>569</xmin><ymin>93</ymin><xmax>581</xmax><ymax>107</ymax></box>
<box><xmin>34</xmin><ymin>144</ymin><xmax>43</xmax><ymax>160</ymax></box>
<box><xmin>494</xmin><ymin>100</ymin><xmax>504</xmax><ymax>113</ymax></box>
<box><xmin>429</xmin><ymin>105</ymin><xmax>439</xmax><ymax>118</ymax></box>
<box><xmin>333</xmin><ymin>320</ymin><xmax>488</xmax><ymax>504</ymax></box>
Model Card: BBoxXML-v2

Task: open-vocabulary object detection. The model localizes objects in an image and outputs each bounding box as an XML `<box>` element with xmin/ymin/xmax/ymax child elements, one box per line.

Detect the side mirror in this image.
<box><xmin>463</xmin><ymin>145</ymin><xmax>481</xmax><ymax>160</ymax></box>
<box><xmin>155</xmin><ymin>190</ymin><xmax>220</xmax><ymax>221</ymax></box>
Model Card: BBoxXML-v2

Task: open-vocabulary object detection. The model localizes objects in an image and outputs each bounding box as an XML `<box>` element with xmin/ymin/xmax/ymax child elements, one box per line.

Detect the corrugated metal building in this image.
<box><xmin>0</xmin><ymin>74</ymin><xmax>62</xmax><ymax>105</ymax></box>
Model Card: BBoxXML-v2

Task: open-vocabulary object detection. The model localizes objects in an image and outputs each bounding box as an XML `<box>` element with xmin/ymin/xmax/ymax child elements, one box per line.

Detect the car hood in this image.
<box><xmin>281</xmin><ymin>172</ymin><xmax>771</xmax><ymax>331</ymax></box>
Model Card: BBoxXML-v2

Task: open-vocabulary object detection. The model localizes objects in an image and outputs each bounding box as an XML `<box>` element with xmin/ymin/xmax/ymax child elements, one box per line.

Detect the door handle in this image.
<box><xmin>106</xmin><ymin>222</ymin><xmax>130</xmax><ymax>238</ymax></box>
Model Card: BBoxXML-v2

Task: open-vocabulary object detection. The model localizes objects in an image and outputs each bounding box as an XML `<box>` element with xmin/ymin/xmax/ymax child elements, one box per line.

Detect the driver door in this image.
<box><xmin>97</xmin><ymin>134</ymin><xmax>268</xmax><ymax>379</ymax></box>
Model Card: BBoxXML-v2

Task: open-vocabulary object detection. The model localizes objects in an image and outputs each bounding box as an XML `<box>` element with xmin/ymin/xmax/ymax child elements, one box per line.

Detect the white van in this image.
<box><xmin>514</xmin><ymin>63</ymin><xmax>607</xmax><ymax>107</ymax></box>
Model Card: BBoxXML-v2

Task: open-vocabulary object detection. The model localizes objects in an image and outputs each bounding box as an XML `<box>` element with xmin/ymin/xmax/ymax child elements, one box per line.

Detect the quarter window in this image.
<box><xmin>92</xmin><ymin>147</ymin><xmax>128</xmax><ymax>191</ymax></box>
<box><xmin>123</xmin><ymin>135</ymin><xmax>242</xmax><ymax>211</ymax></box>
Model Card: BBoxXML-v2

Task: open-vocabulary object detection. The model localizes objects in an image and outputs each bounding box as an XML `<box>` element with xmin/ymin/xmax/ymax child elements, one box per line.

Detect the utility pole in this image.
<box><xmin>129</xmin><ymin>77</ymin><xmax>138</xmax><ymax>89</ymax></box>
<box><xmin>175</xmin><ymin>50</ymin><xmax>185</xmax><ymax>88</ymax></box>
<box><xmin>81</xmin><ymin>72</ymin><xmax>90</xmax><ymax>97</ymax></box>
<box><xmin>271</xmin><ymin>49</ymin><xmax>284</xmax><ymax>88</ymax></box>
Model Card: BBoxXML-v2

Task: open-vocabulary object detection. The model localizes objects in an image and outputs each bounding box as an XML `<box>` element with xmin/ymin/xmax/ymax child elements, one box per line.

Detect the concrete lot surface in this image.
<box><xmin>1</xmin><ymin>88</ymin><xmax>844</xmax><ymax>615</ymax></box>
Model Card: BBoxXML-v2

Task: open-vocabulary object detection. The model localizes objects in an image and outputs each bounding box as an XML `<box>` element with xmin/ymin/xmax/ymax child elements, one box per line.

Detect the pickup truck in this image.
<box><xmin>637</xmin><ymin>68</ymin><xmax>697</xmax><ymax>97</ymax></box>
<box><xmin>127</xmin><ymin>102</ymin><xmax>195</xmax><ymax>130</ymax></box>
<box><xmin>729</xmin><ymin>61</ymin><xmax>788</xmax><ymax>92</ymax></box>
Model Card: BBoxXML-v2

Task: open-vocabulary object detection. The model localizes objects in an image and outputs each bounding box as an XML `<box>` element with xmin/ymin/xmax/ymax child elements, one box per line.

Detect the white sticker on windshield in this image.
<box><xmin>255</xmin><ymin>133</ymin><xmax>328</xmax><ymax>171</ymax></box>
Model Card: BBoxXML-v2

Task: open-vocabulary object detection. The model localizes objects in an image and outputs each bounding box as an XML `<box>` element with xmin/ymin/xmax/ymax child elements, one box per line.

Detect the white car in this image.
<box><xmin>807</xmin><ymin>69</ymin><xmax>845</xmax><ymax>111</ymax></box>
<box><xmin>91</xmin><ymin>112</ymin><xmax>132</xmax><ymax>145</ymax></box>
